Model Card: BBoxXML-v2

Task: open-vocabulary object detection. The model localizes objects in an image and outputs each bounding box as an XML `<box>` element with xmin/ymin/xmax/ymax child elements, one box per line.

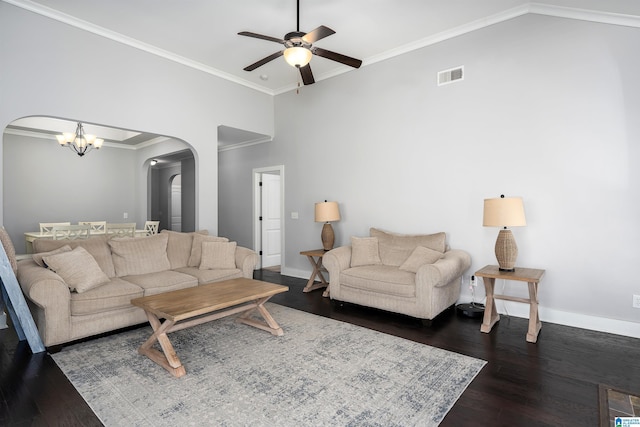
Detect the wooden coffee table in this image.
<box><xmin>130</xmin><ymin>277</ymin><xmax>289</xmax><ymax>377</ymax></box>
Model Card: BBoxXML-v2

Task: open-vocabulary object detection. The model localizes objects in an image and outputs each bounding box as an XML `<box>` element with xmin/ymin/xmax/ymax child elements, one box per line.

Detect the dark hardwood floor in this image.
<box><xmin>1</xmin><ymin>270</ymin><xmax>638</xmax><ymax>426</ymax></box>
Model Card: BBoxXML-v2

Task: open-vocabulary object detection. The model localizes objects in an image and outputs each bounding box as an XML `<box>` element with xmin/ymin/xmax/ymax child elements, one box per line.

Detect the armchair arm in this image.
<box><xmin>416</xmin><ymin>249</ymin><xmax>471</xmax><ymax>288</ymax></box>
<box><xmin>17</xmin><ymin>260</ymin><xmax>72</xmax><ymax>346</ymax></box>
<box><xmin>235</xmin><ymin>246</ymin><xmax>259</xmax><ymax>278</ymax></box>
<box><xmin>323</xmin><ymin>246</ymin><xmax>352</xmax><ymax>296</ymax></box>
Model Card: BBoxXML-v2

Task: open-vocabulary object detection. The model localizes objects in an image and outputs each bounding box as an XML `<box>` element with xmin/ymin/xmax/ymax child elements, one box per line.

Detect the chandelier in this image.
<box><xmin>56</xmin><ymin>122</ymin><xmax>103</xmax><ymax>157</ymax></box>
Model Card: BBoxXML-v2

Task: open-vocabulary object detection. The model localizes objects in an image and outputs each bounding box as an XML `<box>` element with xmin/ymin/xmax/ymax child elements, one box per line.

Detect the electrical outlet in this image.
<box><xmin>633</xmin><ymin>294</ymin><xmax>640</xmax><ymax>309</ymax></box>
<box><xmin>123</xmin><ymin>212</ymin><xmax>128</xmax><ymax>219</ymax></box>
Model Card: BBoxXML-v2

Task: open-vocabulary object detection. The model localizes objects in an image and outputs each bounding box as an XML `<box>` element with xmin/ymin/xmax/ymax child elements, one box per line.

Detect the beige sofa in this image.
<box><xmin>323</xmin><ymin>228</ymin><xmax>471</xmax><ymax>321</ymax></box>
<box><xmin>16</xmin><ymin>230</ymin><xmax>258</xmax><ymax>347</ymax></box>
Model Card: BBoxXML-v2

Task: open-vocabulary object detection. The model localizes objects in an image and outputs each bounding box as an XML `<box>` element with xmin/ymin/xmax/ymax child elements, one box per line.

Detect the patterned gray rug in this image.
<box><xmin>52</xmin><ymin>303</ymin><xmax>486</xmax><ymax>426</ymax></box>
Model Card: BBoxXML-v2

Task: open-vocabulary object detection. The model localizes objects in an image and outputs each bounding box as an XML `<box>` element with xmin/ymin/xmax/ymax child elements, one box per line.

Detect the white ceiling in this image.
<box><xmin>7</xmin><ymin>0</ymin><xmax>640</xmax><ymax>95</ymax></box>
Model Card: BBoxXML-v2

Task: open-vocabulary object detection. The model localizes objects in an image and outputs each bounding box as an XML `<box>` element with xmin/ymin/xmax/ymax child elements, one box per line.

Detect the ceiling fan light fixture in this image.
<box><xmin>284</xmin><ymin>46</ymin><xmax>312</xmax><ymax>68</ymax></box>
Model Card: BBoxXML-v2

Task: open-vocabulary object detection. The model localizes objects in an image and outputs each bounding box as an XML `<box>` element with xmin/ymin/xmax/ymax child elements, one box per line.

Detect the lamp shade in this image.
<box><xmin>483</xmin><ymin>197</ymin><xmax>526</xmax><ymax>228</ymax></box>
<box><xmin>315</xmin><ymin>201</ymin><xmax>340</xmax><ymax>223</ymax></box>
<box><xmin>284</xmin><ymin>47</ymin><xmax>312</xmax><ymax>68</ymax></box>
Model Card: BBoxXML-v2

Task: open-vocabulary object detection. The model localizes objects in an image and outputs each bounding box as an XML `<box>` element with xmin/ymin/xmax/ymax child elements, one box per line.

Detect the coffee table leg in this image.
<box><xmin>236</xmin><ymin>296</ymin><xmax>284</xmax><ymax>336</ymax></box>
<box><xmin>138</xmin><ymin>312</ymin><xmax>186</xmax><ymax>378</ymax></box>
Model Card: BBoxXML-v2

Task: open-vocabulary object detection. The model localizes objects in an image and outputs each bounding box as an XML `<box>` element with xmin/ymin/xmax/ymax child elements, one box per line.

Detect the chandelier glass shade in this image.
<box><xmin>56</xmin><ymin>122</ymin><xmax>103</xmax><ymax>157</ymax></box>
<box><xmin>283</xmin><ymin>46</ymin><xmax>312</xmax><ymax>68</ymax></box>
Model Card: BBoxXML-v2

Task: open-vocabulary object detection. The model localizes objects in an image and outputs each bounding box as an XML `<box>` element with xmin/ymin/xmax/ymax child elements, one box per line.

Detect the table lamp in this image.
<box><xmin>483</xmin><ymin>195</ymin><xmax>526</xmax><ymax>271</ymax></box>
<box><xmin>315</xmin><ymin>200</ymin><xmax>340</xmax><ymax>251</ymax></box>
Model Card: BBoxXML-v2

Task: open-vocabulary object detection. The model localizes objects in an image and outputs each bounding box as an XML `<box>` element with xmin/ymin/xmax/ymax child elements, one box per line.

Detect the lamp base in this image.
<box><xmin>498</xmin><ymin>267</ymin><xmax>516</xmax><ymax>272</ymax></box>
<box><xmin>495</xmin><ymin>229</ymin><xmax>518</xmax><ymax>271</ymax></box>
<box><xmin>321</xmin><ymin>223</ymin><xmax>335</xmax><ymax>251</ymax></box>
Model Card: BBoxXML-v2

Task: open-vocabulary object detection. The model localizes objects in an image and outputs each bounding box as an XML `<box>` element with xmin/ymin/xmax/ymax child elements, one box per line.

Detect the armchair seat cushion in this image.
<box><xmin>70</xmin><ymin>278</ymin><xmax>143</xmax><ymax>316</ymax></box>
<box><xmin>342</xmin><ymin>265</ymin><xmax>416</xmax><ymax>298</ymax></box>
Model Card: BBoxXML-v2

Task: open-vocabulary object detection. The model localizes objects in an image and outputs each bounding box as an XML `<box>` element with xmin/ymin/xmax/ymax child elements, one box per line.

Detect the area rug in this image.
<box><xmin>52</xmin><ymin>304</ymin><xmax>486</xmax><ymax>426</ymax></box>
<box><xmin>599</xmin><ymin>384</ymin><xmax>640</xmax><ymax>427</ymax></box>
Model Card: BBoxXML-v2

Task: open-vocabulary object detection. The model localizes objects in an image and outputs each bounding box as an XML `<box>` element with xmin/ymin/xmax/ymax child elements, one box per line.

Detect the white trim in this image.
<box><xmin>2</xmin><ymin>0</ymin><xmax>274</xmax><ymax>96</ymax></box>
<box><xmin>5</xmin><ymin>0</ymin><xmax>639</xmax><ymax>96</ymax></box>
<box><xmin>490</xmin><ymin>300</ymin><xmax>640</xmax><ymax>339</ymax></box>
<box><xmin>218</xmin><ymin>136</ymin><xmax>273</xmax><ymax>152</ymax></box>
<box><xmin>252</xmin><ymin>165</ymin><xmax>285</xmax><ymax>271</ymax></box>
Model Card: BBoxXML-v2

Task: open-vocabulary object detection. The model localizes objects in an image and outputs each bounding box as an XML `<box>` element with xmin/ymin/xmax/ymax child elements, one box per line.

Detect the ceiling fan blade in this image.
<box><xmin>312</xmin><ymin>47</ymin><xmax>362</xmax><ymax>69</ymax></box>
<box><xmin>299</xmin><ymin>64</ymin><xmax>315</xmax><ymax>85</ymax></box>
<box><xmin>238</xmin><ymin>31</ymin><xmax>285</xmax><ymax>44</ymax></box>
<box><xmin>243</xmin><ymin>51</ymin><xmax>284</xmax><ymax>71</ymax></box>
<box><xmin>302</xmin><ymin>25</ymin><xmax>335</xmax><ymax>44</ymax></box>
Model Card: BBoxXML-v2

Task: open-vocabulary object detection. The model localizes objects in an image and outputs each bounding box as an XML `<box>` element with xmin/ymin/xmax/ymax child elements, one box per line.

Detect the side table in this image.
<box><xmin>475</xmin><ymin>265</ymin><xmax>545</xmax><ymax>343</ymax></box>
<box><xmin>300</xmin><ymin>249</ymin><xmax>330</xmax><ymax>297</ymax></box>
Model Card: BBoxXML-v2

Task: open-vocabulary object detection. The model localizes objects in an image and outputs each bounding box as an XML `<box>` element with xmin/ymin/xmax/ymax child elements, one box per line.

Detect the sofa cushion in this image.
<box><xmin>43</xmin><ymin>246</ymin><xmax>110</xmax><ymax>293</ymax></box>
<box><xmin>109</xmin><ymin>233</ymin><xmax>171</xmax><ymax>277</ymax></box>
<box><xmin>32</xmin><ymin>245</ymin><xmax>72</xmax><ymax>267</ymax></box>
<box><xmin>342</xmin><ymin>265</ymin><xmax>416</xmax><ymax>298</ymax></box>
<box><xmin>188</xmin><ymin>234</ymin><xmax>230</xmax><ymax>267</ymax></box>
<box><xmin>122</xmin><ymin>270</ymin><xmax>198</xmax><ymax>296</ymax></box>
<box><xmin>370</xmin><ymin>228</ymin><xmax>446</xmax><ymax>266</ymax></box>
<box><xmin>200</xmin><ymin>241</ymin><xmax>237</xmax><ymax>270</ymax></box>
<box><xmin>350</xmin><ymin>236</ymin><xmax>382</xmax><ymax>267</ymax></box>
<box><xmin>161</xmin><ymin>229</ymin><xmax>209</xmax><ymax>269</ymax></box>
<box><xmin>70</xmin><ymin>277</ymin><xmax>143</xmax><ymax>315</ymax></box>
<box><xmin>33</xmin><ymin>235</ymin><xmax>117</xmax><ymax>277</ymax></box>
<box><xmin>399</xmin><ymin>246</ymin><xmax>444</xmax><ymax>273</ymax></box>
<box><xmin>174</xmin><ymin>267</ymin><xmax>243</xmax><ymax>285</ymax></box>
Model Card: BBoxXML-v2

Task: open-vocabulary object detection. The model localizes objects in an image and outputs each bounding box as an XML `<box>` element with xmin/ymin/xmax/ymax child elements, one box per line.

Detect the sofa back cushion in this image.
<box><xmin>161</xmin><ymin>229</ymin><xmax>209</xmax><ymax>269</ymax></box>
<box><xmin>108</xmin><ymin>233</ymin><xmax>171</xmax><ymax>277</ymax></box>
<box><xmin>33</xmin><ymin>235</ymin><xmax>117</xmax><ymax>277</ymax></box>
<box><xmin>370</xmin><ymin>228</ymin><xmax>446</xmax><ymax>266</ymax></box>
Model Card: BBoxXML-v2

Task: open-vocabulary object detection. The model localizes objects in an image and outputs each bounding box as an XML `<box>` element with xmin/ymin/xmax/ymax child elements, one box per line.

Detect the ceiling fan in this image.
<box><xmin>238</xmin><ymin>0</ymin><xmax>362</xmax><ymax>85</ymax></box>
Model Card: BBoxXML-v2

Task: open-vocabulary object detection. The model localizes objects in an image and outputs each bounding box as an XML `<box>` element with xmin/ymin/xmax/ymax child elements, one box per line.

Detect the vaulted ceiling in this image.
<box><xmin>6</xmin><ymin>0</ymin><xmax>640</xmax><ymax>94</ymax></box>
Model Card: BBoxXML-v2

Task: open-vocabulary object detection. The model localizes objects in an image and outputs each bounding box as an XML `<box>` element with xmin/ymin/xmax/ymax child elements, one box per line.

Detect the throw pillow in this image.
<box><xmin>161</xmin><ymin>229</ymin><xmax>209</xmax><ymax>269</ymax></box>
<box><xmin>399</xmin><ymin>246</ymin><xmax>444</xmax><ymax>273</ymax></box>
<box><xmin>108</xmin><ymin>233</ymin><xmax>171</xmax><ymax>277</ymax></box>
<box><xmin>199</xmin><ymin>241</ymin><xmax>237</xmax><ymax>270</ymax></box>
<box><xmin>32</xmin><ymin>245</ymin><xmax>72</xmax><ymax>268</ymax></box>
<box><xmin>188</xmin><ymin>234</ymin><xmax>230</xmax><ymax>267</ymax></box>
<box><xmin>350</xmin><ymin>236</ymin><xmax>382</xmax><ymax>267</ymax></box>
<box><xmin>43</xmin><ymin>246</ymin><xmax>110</xmax><ymax>293</ymax></box>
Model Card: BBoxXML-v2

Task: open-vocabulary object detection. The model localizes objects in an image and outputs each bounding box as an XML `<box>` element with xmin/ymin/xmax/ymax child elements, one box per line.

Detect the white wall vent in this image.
<box><xmin>437</xmin><ymin>66</ymin><xmax>464</xmax><ymax>86</ymax></box>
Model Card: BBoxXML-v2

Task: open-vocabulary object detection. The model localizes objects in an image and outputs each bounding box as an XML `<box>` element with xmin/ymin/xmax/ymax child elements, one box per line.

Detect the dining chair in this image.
<box><xmin>39</xmin><ymin>222</ymin><xmax>71</xmax><ymax>234</ymax></box>
<box><xmin>51</xmin><ymin>225</ymin><xmax>91</xmax><ymax>240</ymax></box>
<box><xmin>78</xmin><ymin>221</ymin><xmax>107</xmax><ymax>233</ymax></box>
<box><xmin>144</xmin><ymin>220</ymin><xmax>160</xmax><ymax>236</ymax></box>
<box><xmin>106</xmin><ymin>222</ymin><xmax>136</xmax><ymax>238</ymax></box>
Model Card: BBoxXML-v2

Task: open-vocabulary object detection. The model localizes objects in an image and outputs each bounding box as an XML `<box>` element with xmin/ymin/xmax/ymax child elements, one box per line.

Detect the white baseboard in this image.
<box><xmin>480</xmin><ymin>300</ymin><xmax>640</xmax><ymax>339</ymax></box>
<box><xmin>281</xmin><ymin>267</ymin><xmax>640</xmax><ymax>339</ymax></box>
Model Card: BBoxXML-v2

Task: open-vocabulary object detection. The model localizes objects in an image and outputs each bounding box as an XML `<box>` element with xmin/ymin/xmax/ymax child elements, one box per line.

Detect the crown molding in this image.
<box><xmin>2</xmin><ymin>0</ymin><xmax>275</xmax><ymax>96</ymax></box>
<box><xmin>4</xmin><ymin>0</ymin><xmax>639</xmax><ymax>96</ymax></box>
<box><xmin>218</xmin><ymin>136</ymin><xmax>273</xmax><ymax>152</ymax></box>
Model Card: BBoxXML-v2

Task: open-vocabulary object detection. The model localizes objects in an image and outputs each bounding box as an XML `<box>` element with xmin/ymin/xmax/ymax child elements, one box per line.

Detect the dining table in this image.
<box><xmin>24</xmin><ymin>229</ymin><xmax>147</xmax><ymax>254</ymax></box>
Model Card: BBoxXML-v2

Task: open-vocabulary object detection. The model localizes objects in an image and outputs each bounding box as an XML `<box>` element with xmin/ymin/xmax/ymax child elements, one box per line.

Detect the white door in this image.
<box><xmin>261</xmin><ymin>173</ymin><xmax>281</xmax><ymax>268</ymax></box>
<box><xmin>170</xmin><ymin>174</ymin><xmax>182</xmax><ymax>232</ymax></box>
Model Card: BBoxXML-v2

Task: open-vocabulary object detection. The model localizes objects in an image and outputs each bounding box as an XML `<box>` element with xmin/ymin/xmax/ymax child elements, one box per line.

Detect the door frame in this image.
<box><xmin>253</xmin><ymin>165</ymin><xmax>285</xmax><ymax>270</ymax></box>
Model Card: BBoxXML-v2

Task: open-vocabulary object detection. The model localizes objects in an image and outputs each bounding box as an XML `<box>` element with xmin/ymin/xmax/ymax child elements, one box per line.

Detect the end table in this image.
<box><xmin>475</xmin><ymin>265</ymin><xmax>545</xmax><ymax>343</ymax></box>
<box><xmin>300</xmin><ymin>249</ymin><xmax>330</xmax><ymax>297</ymax></box>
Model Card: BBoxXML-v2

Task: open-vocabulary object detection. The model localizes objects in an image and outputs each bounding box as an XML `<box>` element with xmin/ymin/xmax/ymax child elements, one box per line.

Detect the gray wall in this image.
<box><xmin>219</xmin><ymin>14</ymin><xmax>640</xmax><ymax>337</ymax></box>
<box><xmin>3</xmin><ymin>133</ymin><xmax>136</xmax><ymax>253</ymax></box>
<box><xmin>0</xmin><ymin>2</ymin><xmax>274</xmax><ymax>235</ymax></box>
